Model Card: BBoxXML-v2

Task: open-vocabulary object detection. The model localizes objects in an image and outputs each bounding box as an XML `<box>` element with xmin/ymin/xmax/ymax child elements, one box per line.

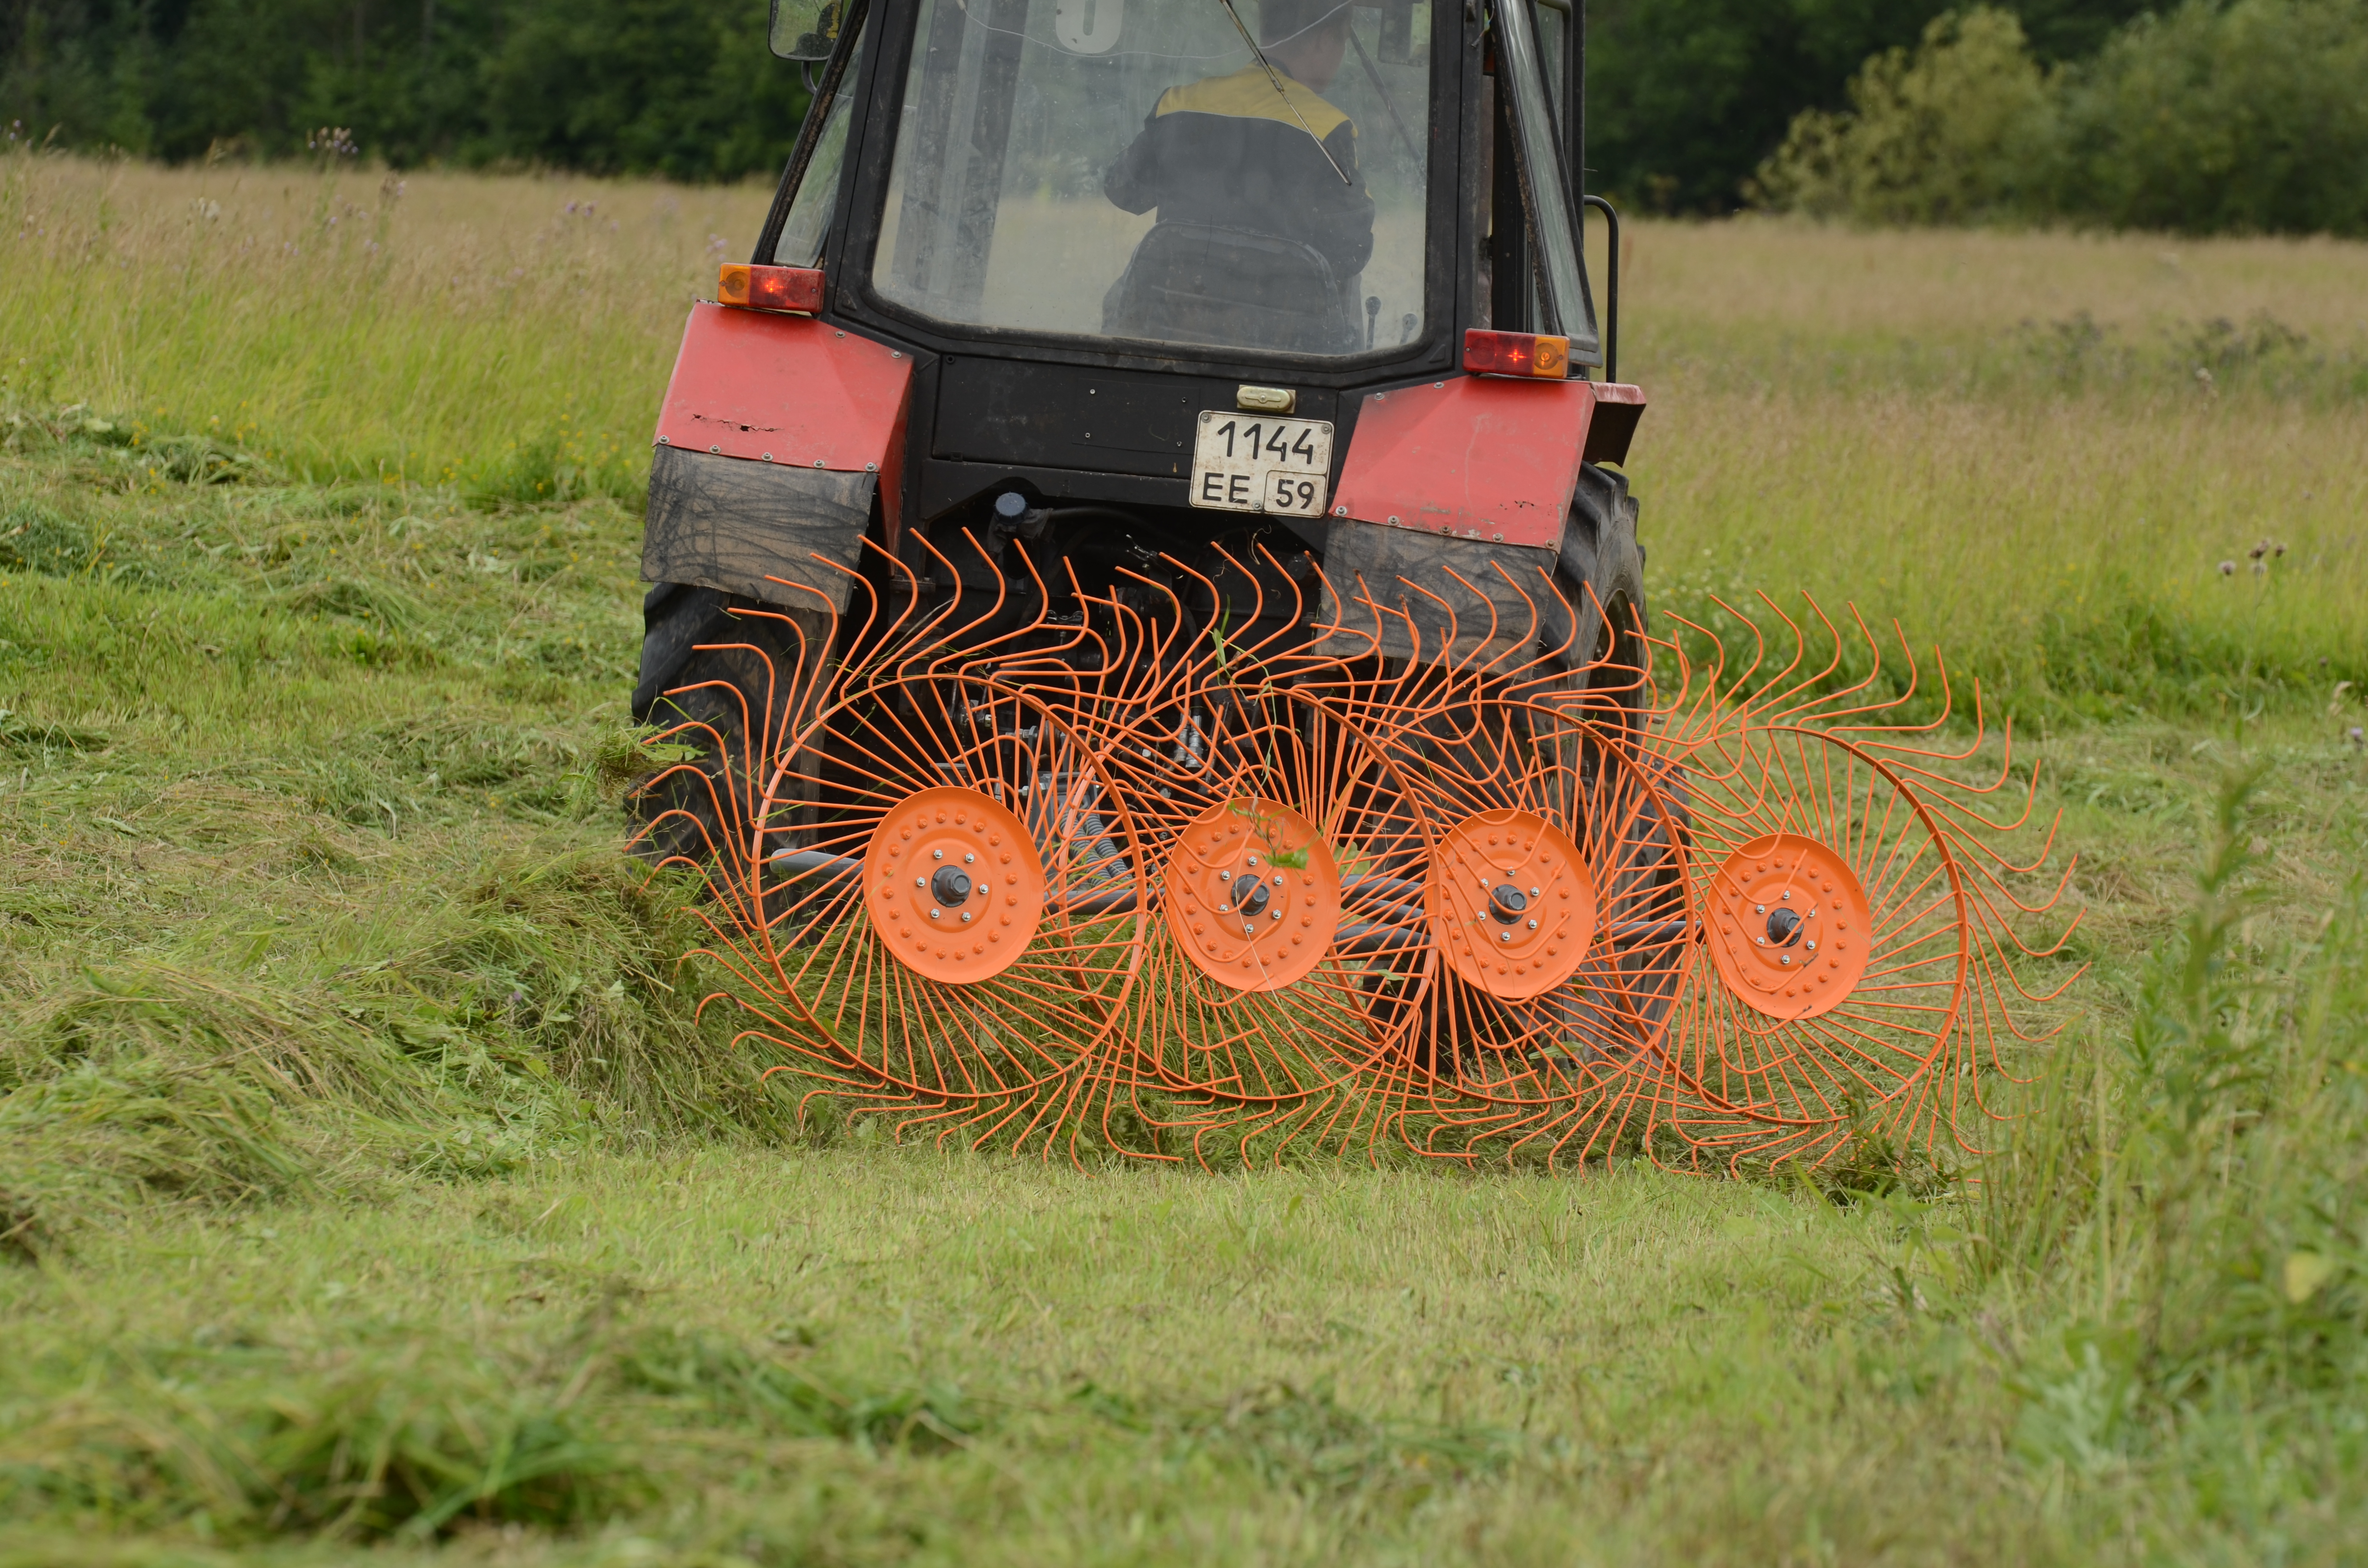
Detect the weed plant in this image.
<box><xmin>1965</xmin><ymin>775</ymin><xmax>2368</xmax><ymax>1534</ymax></box>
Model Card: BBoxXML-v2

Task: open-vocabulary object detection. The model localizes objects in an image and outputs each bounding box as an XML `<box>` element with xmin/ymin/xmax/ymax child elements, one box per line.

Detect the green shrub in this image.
<box><xmin>1756</xmin><ymin>0</ymin><xmax>2368</xmax><ymax>236</ymax></box>
<box><xmin>2050</xmin><ymin>0</ymin><xmax>2368</xmax><ymax>235</ymax></box>
<box><xmin>1750</xmin><ymin>9</ymin><xmax>2053</xmax><ymax>225</ymax></box>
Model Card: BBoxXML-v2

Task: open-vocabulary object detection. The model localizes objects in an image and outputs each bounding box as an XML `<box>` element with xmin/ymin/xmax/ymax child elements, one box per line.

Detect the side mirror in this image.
<box><xmin>769</xmin><ymin>0</ymin><xmax>844</xmax><ymax>61</ymax></box>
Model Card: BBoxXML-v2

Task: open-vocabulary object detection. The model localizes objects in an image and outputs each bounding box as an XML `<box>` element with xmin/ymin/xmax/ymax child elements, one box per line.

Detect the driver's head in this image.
<box><xmin>1260</xmin><ymin>0</ymin><xmax>1352</xmax><ymax>91</ymax></box>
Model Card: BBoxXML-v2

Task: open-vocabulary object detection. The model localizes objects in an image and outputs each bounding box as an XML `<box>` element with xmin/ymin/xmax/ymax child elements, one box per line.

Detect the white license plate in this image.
<box><xmin>1189</xmin><ymin>412</ymin><xmax>1333</xmax><ymax>518</ymax></box>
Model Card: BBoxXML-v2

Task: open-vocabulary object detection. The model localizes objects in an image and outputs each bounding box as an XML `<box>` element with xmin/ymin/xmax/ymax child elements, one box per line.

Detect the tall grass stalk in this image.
<box><xmin>1980</xmin><ymin>772</ymin><xmax>2366</xmax><ymax>1482</ymax></box>
<box><xmin>0</xmin><ymin>153</ymin><xmax>767</xmax><ymax>500</ymax></box>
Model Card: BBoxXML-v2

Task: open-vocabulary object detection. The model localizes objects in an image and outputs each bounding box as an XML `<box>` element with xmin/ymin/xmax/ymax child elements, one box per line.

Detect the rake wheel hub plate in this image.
<box><xmin>1428</xmin><ymin>809</ymin><xmax>1594</xmax><ymax>1002</ymax></box>
<box><xmin>1705</xmin><ymin>833</ymin><xmax>1867</xmax><ymax>1019</ymax></box>
<box><xmin>1162</xmin><ymin>797</ymin><xmax>1340</xmax><ymax>992</ymax></box>
<box><xmin>865</xmin><ymin>785</ymin><xmax>1044</xmax><ymax>984</ymax></box>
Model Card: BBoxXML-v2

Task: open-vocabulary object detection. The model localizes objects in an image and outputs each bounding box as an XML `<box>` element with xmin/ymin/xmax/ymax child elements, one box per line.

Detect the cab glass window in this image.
<box><xmin>1490</xmin><ymin>0</ymin><xmax>1589</xmax><ymax>346</ymax></box>
<box><xmin>870</xmin><ymin>0</ymin><xmax>1433</xmax><ymax>356</ymax></box>
<box><xmin>774</xmin><ymin>40</ymin><xmax>864</xmax><ymax>267</ymax></box>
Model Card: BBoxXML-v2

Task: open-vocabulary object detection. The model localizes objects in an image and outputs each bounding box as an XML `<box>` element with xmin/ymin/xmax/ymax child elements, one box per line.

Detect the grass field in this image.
<box><xmin>2</xmin><ymin>155</ymin><xmax>2366</xmax><ymax>1565</ymax></box>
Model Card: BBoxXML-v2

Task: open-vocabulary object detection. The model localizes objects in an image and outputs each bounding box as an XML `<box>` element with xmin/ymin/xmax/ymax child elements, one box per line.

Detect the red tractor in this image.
<box><xmin>621</xmin><ymin>0</ymin><xmax>2066</xmax><ymax>1171</ymax></box>
<box><xmin>633</xmin><ymin>0</ymin><xmax>1644</xmax><ymax>796</ymax></box>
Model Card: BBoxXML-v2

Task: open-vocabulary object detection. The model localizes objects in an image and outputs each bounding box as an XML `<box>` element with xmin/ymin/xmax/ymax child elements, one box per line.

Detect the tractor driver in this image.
<box><xmin>1101</xmin><ymin>0</ymin><xmax>1375</xmax><ymax>297</ymax></box>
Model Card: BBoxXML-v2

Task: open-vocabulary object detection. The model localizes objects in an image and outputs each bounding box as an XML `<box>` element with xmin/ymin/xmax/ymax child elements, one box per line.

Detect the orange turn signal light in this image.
<box><xmin>1463</xmin><ymin>329</ymin><xmax>1569</xmax><ymax>379</ymax></box>
<box><xmin>718</xmin><ymin>263</ymin><xmax>825</xmax><ymax>314</ymax></box>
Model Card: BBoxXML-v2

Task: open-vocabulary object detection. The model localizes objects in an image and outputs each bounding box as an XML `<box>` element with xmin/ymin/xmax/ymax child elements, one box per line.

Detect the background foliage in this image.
<box><xmin>4</xmin><ymin>0</ymin><xmax>2296</xmax><ymax>220</ymax></box>
<box><xmin>1753</xmin><ymin>0</ymin><xmax>2368</xmax><ymax>235</ymax></box>
<box><xmin>1562</xmin><ymin>0</ymin><xmax>2150</xmax><ymax>212</ymax></box>
<box><xmin>0</xmin><ymin>0</ymin><xmax>810</xmax><ymax>180</ymax></box>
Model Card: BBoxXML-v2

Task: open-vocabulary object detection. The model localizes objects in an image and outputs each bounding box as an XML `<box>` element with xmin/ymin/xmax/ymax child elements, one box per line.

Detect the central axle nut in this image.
<box><xmin>1489</xmin><ymin>885</ymin><xmax>1529</xmax><ymax>923</ymax></box>
<box><xmin>1231</xmin><ymin>873</ymin><xmax>1272</xmax><ymax>919</ymax></box>
<box><xmin>1765</xmin><ymin>906</ymin><xmax>1803</xmax><ymax>947</ymax></box>
<box><xmin>931</xmin><ymin>867</ymin><xmax>975</xmax><ymax>908</ymax></box>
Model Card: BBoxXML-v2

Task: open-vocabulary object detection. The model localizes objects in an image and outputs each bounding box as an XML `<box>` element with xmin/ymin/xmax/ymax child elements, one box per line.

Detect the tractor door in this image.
<box><xmin>1477</xmin><ymin>0</ymin><xmax>1595</xmax><ymax>357</ymax></box>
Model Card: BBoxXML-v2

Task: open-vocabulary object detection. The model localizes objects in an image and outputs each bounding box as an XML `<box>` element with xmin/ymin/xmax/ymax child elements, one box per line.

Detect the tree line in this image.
<box><xmin>1584</xmin><ymin>0</ymin><xmax>2157</xmax><ymax>213</ymax></box>
<box><xmin>4</xmin><ymin>0</ymin><xmax>2360</xmax><ymax>232</ymax></box>
<box><xmin>1750</xmin><ymin>0</ymin><xmax>2368</xmax><ymax>235</ymax></box>
<box><xmin>1</xmin><ymin>0</ymin><xmax>808</xmax><ymax>182</ymax></box>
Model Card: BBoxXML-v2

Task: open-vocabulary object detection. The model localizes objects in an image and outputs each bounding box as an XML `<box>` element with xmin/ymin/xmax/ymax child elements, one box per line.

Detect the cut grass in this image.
<box><xmin>1</xmin><ymin>161</ymin><xmax>2366</xmax><ymax>1562</ymax></box>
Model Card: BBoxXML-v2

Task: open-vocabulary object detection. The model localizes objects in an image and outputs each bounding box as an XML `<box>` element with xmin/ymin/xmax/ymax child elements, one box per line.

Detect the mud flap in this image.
<box><xmin>640</xmin><ymin>443</ymin><xmax>876</xmax><ymax>612</ymax></box>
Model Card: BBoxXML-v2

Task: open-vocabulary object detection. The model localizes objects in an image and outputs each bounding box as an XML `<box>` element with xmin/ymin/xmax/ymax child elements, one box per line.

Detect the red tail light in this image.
<box><xmin>718</xmin><ymin>263</ymin><xmax>825</xmax><ymax>314</ymax></box>
<box><xmin>1463</xmin><ymin>329</ymin><xmax>1570</xmax><ymax>379</ymax></box>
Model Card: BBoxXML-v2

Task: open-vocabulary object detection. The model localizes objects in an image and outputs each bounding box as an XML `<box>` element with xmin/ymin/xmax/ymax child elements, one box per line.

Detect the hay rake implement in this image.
<box><xmin>627</xmin><ymin>0</ymin><xmax>2083</xmax><ymax>1173</ymax></box>
<box><xmin>635</xmin><ymin>548</ymin><xmax>2081</xmax><ymax>1173</ymax></box>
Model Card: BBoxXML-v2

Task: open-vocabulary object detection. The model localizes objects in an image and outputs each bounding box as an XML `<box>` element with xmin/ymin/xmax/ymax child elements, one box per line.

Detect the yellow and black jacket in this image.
<box><xmin>1102</xmin><ymin>65</ymin><xmax>1375</xmax><ymax>280</ymax></box>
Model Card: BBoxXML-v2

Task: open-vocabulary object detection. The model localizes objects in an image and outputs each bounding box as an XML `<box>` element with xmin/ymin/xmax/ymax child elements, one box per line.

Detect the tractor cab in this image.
<box><xmin>634</xmin><ymin>0</ymin><xmax>1646</xmax><ymax>817</ymax></box>
<box><xmin>777</xmin><ymin>0</ymin><xmax>1589</xmax><ymax>359</ymax></box>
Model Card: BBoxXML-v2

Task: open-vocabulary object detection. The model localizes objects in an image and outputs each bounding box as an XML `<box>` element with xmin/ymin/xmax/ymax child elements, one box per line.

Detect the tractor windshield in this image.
<box><xmin>870</xmin><ymin>0</ymin><xmax>1433</xmax><ymax>357</ymax></box>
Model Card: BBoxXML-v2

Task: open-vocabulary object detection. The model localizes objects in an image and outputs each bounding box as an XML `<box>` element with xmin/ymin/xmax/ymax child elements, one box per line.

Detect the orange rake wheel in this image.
<box><xmin>1640</xmin><ymin>592</ymin><xmax>2087</xmax><ymax>1172</ymax></box>
<box><xmin>1661</xmin><ymin>726</ymin><xmax>1978</xmax><ymax>1171</ymax></box>
<box><xmin>1094</xmin><ymin>681</ymin><xmax>1444</xmax><ymax>1168</ymax></box>
<box><xmin>1008</xmin><ymin>547</ymin><xmax>1454</xmax><ymax>1166</ymax></box>
<box><xmin>1377</xmin><ymin>699</ymin><xmax>1697</xmax><ymax>1167</ymax></box>
<box><xmin>1281</xmin><ymin>559</ymin><xmax>1698</xmax><ymax>1167</ymax></box>
<box><xmin>662</xmin><ymin>671</ymin><xmax>1151</xmax><ymax>1159</ymax></box>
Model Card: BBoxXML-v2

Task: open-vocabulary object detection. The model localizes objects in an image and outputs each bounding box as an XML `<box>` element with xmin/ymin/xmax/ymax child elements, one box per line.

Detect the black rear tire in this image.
<box><xmin>629</xmin><ymin>584</ymin><xmax>831</xmax><ymax>866</ymax></box>
<box><xmin>1554</xmin><ymin>462</ymin><xmax>1650</xmax><ymax>721</ymax></box>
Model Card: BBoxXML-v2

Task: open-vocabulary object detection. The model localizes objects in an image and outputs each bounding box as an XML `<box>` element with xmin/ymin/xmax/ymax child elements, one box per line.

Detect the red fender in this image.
<box><xmin>1330</xmin><ymin>376</ymin><xmax>1647</xmax><ymax>550</ymax></box>
<box><xmin>652</xmin><ymin>303</ymin><xmax>914</xmax><ymax>544</ymax></box>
